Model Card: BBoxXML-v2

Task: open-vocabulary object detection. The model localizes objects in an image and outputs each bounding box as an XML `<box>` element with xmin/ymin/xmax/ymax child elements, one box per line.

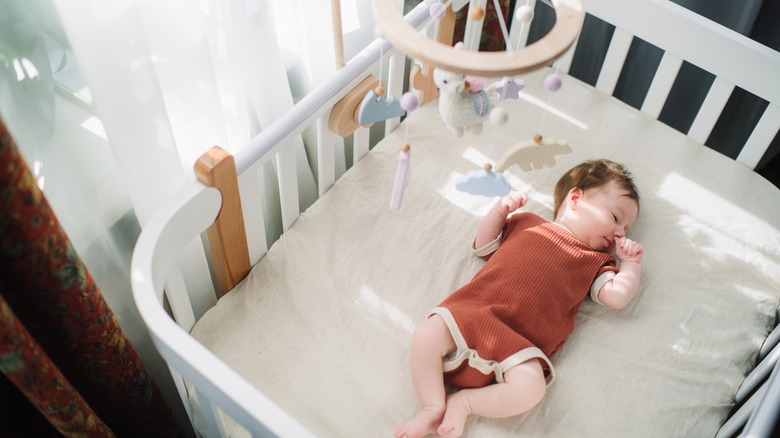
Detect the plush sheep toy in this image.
<box><xmin>433</xmin><ymin>60</ymin><xmax>498</xmax><ymax>137</ymax></box>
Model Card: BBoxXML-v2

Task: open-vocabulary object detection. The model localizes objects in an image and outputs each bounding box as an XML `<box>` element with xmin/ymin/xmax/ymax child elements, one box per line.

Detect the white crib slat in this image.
<box><xmin>353</xmin><ymin>126</ymin><xmax>371</xmax><ymax>163</ymax></box>
<box><xmin>317</xmin><ymin>114</ymin><xmax>336</xmax><ymax>196</ymax></box>
<box><xmin>583</xmin><ymin>0</ymin><xmax>780</xmax><ymax>111</ymax></box>
<box><xmin>595</xmin><ymin>27</ymin><xmax>632</xmax><ymax>95</ymax></box>
<box><xmin>687</xmin><ymin>77</ymin><xmax>735</xmax><ymax>144</ymax></box>
<box><xmin>173</xmin><ymin>235</ymin><xmax>217</xmax><ymax>321</ymax></box>
<box><xmin>717</xmin><ymin>383</ymin><xmax>767</xmax><ymax>438</ymax></box>
<box><xmin>463</xmin><ymin>0</ymin><xmax>487</xmax><ymax>51</ymax></box>
<box><xmin>164</xmin><ymin>266</ymin><xmax>196</xmax><ymax>332</ymax></box>
<box><xmin>167</xmin><ymin>365</ymin><xmax>195</xmax><ymax>427</ymax></box>
<box><xmin>737</xmin><ymin>103</ymin><xmax>780</xmax><ymax>170</ymax></box>
<box><xmin>197</xmin><ymin>390</ymin><xmax>230</xmax><ymax>438</ymax></box>
<box><xmin>508</xmin><ymin>0</ymin><xmax>535</xmax><ymax>51</ymax></box>
<box><xmin>276</xmin><ymin>143</ymin><xmax>300</xmax><ymax>231</ymax></box>
<box><xmin>386</xmin><ymin>50</ymin><xmax>406</xmax><ymax>135</ymax></box>
<box><xmin>736</xmin><ymin>346</ymin><xmax>780</xmax><ymax>404</ymax></box>
<box><xmin>238</xmin><ymin>162</ymin><xmax>269</xmax><ymax>265</ymax></box>
<box><xmin>552</xmin><ymin>35</ymin><xmax>578</xmax><ymax>75</ymax></box>
<box><xmin>743</xmin><ymin>360</ymin><xmax>780</xmax><ymax>438</ymax></box>
<box><xmin>759</xmin><ymin>316</ymin><xmax>780</xmax><ymax>361</ymax></box>
<box><xmin>641</xmin><ymin>52</ymin><xmax>683</xmax><ymax>118</ymax></box>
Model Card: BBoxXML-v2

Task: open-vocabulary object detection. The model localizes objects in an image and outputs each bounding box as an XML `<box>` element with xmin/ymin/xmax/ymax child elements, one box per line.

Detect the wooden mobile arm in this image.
<box><xmin>194</xmin><ymin>146</ymin><xmax>251</xmax><ymax>297</ymax></box>
<box><xmin>373</xmin><ymin>0</ymin><xmax>585</xmax><ymax>77</ymax></box>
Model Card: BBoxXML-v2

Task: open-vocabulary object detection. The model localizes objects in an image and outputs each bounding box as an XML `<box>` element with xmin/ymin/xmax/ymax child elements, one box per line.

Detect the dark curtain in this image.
<box><xmin>0</xmin><ymin>117</ymin><xmax>182</xmax><ymax>437</ymax></box>
<box><xmin>453</xmin><ymin>0</ymin><xmax>516</xmax><ymax>52</ymax></box>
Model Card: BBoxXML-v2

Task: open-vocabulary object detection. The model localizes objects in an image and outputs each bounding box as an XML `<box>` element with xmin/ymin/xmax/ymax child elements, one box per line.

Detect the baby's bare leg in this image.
<box><xmin>395</xmin><ymin>314</ymin><xmax>457</xmax><ymax>438</ymax></box>
<box><xmin>438</xmin><ymin>358</ymin><xmax>547</xmax><ymax>438</ymax></box>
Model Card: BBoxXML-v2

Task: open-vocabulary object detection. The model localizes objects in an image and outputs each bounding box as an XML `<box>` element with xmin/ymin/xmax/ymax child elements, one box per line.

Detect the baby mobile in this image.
<box><xmin>333</xmin><ymin>0</ymin><xmax>584</xmax><ymax>210</ymax></box>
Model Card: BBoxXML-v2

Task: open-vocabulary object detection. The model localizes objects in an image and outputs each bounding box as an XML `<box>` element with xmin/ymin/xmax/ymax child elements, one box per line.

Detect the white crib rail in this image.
<box><xmin>131</xmin><ymin>181</ymin><xmax>319</xmax><ymax>437</ymax></box>
<box><xmin>577</xmin><ymin>0</ymin><xmax>780</xmax><ymax>169</ymax></box>
<box><xmin>131</xmin><ymin>3</ymin><xmax>432</xmax><ymax>436</ymax></box>
<box><xmin>131</xmin><ymin>0</ymin><xmax>780</xmax><ymax>436</ymax></box>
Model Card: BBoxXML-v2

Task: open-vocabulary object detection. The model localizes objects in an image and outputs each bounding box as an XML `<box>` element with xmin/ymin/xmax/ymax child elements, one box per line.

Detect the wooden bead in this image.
<box><xmin>401</xmin><ymin>144</ymin><xmax>410</xmax><ymax>152</ymax></box>
<box><xmin>533</xmin><ymin>134</ymin><xmax>543</xmax><ymax>144</ymax></box>
<box><xmin>374</xmin><ymin>86</ymin><xmax>385</xmax><ymax>96</ymax></box>
<box><xmin>483</xmin><ymin>163</ymin><xmax>493</xmax><ymax>172</ymax></box>
<box><xmin>470</xmin><ymin>6</ymin><xmax>484</xmax><ymax>21</ymax></box>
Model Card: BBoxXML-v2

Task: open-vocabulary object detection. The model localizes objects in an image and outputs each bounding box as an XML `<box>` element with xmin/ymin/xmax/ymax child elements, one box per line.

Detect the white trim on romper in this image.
<box><xmin>428</xmin><ymin>307</ymin><xmax>556</xmax><ymax>385</ymax></box>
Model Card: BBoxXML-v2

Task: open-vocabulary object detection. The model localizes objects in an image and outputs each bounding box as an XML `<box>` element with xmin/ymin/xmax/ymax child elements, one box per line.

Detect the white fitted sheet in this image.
<box><xmin>188</xmin><ymin>69</ymin><xmax>780</xmax><ymax>437</ymax></box>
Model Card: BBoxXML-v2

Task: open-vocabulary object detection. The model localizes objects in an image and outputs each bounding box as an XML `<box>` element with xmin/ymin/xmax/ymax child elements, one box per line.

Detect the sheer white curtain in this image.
<box><xmin>52</xmin><ymin>0</ymin><xmax>322</xmax><ymax>244</ymax></box>
<box><xmin>271</xmin><ymin>0</ymin><xmax>389</xmax><ymax>183</ymax></box>
<box><xmin>0</xmin><ymin>0</ymin><xmax>379</xmax><ymax>430</ymax></box>
<box><xmin>1</xmin><ymin>0</ymin><xmax>383</xmax><ymax>430</ymax></box>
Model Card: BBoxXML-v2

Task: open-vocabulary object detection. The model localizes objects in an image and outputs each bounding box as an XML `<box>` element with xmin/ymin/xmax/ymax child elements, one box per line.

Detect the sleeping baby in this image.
<box><xmin>396</xmin><ymin>159</ymin><xmax>644</xmax><ymax>438</ymax></box>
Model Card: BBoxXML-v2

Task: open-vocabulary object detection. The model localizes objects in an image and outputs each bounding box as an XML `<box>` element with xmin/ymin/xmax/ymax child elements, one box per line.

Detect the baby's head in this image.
<box><xmin>553</xmin><ymin>159</ymin><xmax>639</xmax><ymax>219</ymax></box>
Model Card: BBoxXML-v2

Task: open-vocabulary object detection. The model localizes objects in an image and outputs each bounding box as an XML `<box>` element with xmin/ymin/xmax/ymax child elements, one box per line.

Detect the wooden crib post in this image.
<box><xmin>194</xmin><ymin>146</ymin><xmax>251</xmax><ymax>297</ymax></box>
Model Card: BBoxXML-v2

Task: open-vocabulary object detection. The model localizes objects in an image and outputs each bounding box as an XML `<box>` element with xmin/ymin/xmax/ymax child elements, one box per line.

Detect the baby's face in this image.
<box><xmin>571</xmin><ymin>180</ymin><xmax>638</xmax><ymax>252</ymax></box>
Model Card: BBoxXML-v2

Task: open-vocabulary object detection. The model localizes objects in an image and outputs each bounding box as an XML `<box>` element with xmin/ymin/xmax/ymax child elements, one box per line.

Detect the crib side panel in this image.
<box><xmin>575</xmin><ymin>0</ymin><xmax>780</xmax><ymax>169</ymax></box>
<box><xmin>718</xmin><ymin>320</ymin><xmax>780</xmax><ymax>437</ymax></box>
<box><xmin>133</xmin><ymin>1</ymin><xmax>780</xmax><ymax>436</ymax></box>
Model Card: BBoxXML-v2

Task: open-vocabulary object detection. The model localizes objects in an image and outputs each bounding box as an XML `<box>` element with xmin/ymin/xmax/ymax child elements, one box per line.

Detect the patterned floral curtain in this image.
<box><xmin>0</xmin><ymin>118</ymin><xmax>182</xmax><ymax>436</ymax></box>
<box><xmin>453</xmin><ymin>0</ymin><xmax>516</xmax><ymax>51</ymax></box>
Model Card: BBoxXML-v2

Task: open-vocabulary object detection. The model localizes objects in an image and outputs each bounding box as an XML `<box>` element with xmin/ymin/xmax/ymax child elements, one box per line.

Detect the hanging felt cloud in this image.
<box><xmin>358</xmin><ymin>89</ymin><xmax>406</xmax><ymax>125</ymax></box>
<box><xmin>455</xmin><ymin>164</ymin><xmax>511</xmax><ymax>197</ymax></box>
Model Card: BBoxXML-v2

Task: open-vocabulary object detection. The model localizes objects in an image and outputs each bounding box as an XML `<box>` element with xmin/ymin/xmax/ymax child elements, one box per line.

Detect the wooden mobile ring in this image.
<box><xmin>372</xmin><ymin>0</ymin><xmax>585</xmax><ymax>77</ymax></box>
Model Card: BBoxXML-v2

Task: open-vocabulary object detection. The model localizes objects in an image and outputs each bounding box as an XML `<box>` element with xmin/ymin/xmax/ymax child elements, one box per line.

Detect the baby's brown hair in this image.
<box><xmin>553</xmin><ymin>159</ymin><xmax>639</xmax><ymax>219</ymax></box>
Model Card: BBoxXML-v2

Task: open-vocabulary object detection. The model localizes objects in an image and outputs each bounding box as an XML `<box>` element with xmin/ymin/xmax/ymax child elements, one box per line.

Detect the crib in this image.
<box><xmin>131</xmin><ymin>0</ymin><xmax>780</xmax><ymax>436</ymax></box>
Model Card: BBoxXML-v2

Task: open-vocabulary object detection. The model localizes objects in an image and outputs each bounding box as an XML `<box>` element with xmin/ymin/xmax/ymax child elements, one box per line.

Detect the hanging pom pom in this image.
<box><xmin>429</xmin><ymin>2</ymin><xmax>446</xmax><ymax>20</ymax></box>
<box><xmin>490</xmin><ymin>107</ymin><xmax>509</xmax><ymax>126</ymax></box>
<box><xmin>390</xmin><ymin>144</ymin><xmax>412</xmax><ymax>211</ymax></box>
<box><xmin>515</xmin><ymin>5</ymin><xmax>534</xmax><ymax>23</ymax></box>
<box><xmin>544</xmin><ymin>73</ymin><xmax>562</xmax><ymax>92</ymax></box>
<box><xmin>400</xmin><ymin>92</ymin><xmax>420</xmax><ymax>112</ymax></box>
<box><xmin>464</xmin><ymin>75</ymin><xmax>484</xmax><ymax>93</ymax></box>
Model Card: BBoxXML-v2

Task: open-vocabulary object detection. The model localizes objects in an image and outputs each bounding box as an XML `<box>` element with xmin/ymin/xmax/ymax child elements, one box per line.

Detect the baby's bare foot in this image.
<box><xmin>395</xmin><ymin>407</ymin><xmax>444</xmax><ymax>438</ymax></box>
<box><xmin>438</xmin><ymin>393</ymin><xmax>471</xmax><ymax>438</ymax></box>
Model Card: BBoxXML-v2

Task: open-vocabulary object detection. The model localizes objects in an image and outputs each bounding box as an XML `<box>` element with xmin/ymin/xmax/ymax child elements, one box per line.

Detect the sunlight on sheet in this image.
<box><xmin>437</xmin><ymin>147</ymin><xmax>555</xmax><ymax>216</ymax></box>
<box><xmin>517</xmin><ymin>91</ymin><xmax>589</xmax><ymax>131</ymax></box>
<box><xmin>658</xmin><ymin>172</ymin><xmax>767</xmax><ymax>236</ymax></box>
<box><xmin>670</xmin><ymin>322</ymin><xmax>691</xmax><ymax>354</ymax></box>
<box><xmin>656</xmin><ymin>172</ymin><xmax>780</xmax><ymax>268</ymax></box>
<box><xmin>355</xmin><ymin>286</ymin><xmax>416</xmax><ymax>341</ymax></box>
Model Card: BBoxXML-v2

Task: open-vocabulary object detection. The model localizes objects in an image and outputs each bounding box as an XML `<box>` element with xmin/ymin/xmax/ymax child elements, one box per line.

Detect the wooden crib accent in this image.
<box><xmin>329</xmin><ymin>75</ymin><xmax>381</xmax><ymax>137</ymax></box>
<box><xmin>374</xmin><ymin>0</ymin><xmax>584</xmax><ymax>76</ymax></box>
<box><xmin>194</xmin><ymin>146</ymin><xmax>251</xmax><ymax>296</ymax></box>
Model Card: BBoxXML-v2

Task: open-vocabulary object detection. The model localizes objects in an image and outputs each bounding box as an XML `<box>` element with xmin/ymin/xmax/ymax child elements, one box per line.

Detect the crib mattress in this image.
<box><xmin>189</xmin><ymin>69</ymin><xmax>780</xmax><ymax>437</ymax></box>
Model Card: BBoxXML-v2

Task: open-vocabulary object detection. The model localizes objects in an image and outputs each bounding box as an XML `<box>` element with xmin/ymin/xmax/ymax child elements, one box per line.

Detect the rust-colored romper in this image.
<box><xmin>430</xmin><ymin>212</ymin><xmax>618</xmax><ymax>388</ymax></box>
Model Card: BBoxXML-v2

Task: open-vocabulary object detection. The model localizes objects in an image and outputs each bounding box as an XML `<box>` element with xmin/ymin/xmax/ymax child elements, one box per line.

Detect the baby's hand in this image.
<box><xmin>499</xmin><ymin>191</ymin><xmax>527</xmax><ymax>216</ymax></box>
<box><xmin>614</xmin><ymin>236</ymin><xmax>644</xmax><ymax>264</ymax></box>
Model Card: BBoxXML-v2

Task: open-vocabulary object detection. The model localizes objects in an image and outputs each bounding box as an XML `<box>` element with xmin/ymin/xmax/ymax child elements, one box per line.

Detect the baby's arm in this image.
<box><xmin>474</xmin><ymin>191</ymin><xmax>527</xmax><ymax>248</ymax></box>
<box><xmin>596</xmin><ymin>237</ymin><xmax>644</xmax><ymax>310</ymax></box>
